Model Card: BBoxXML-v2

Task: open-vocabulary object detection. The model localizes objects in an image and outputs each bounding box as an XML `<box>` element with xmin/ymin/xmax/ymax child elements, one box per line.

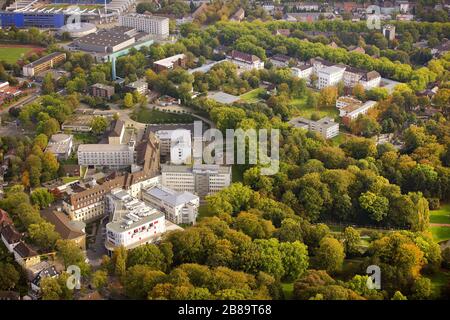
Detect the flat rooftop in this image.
<box><xmin>75</xmin><ymin>27</ymin><xmax>136</xmax><ymax>47</ymax></box>
<box><xmin>161</xmin><ymin>164</ymin><xmax>231</xmax><ymax>174</ymax></box>
<box><xmin>153</xmin><ymin>54</ymin><xmax>186</xmax><ymax>67</ymax></box>
<box><xmin>107</xmin><ymin>189</ymin><xmax>164</xmax><ymax>233</ymax></box>
<box><xmin>23</xmin><ymin>52</ymin><xmax>65</xmax><ymax>68</ymax></box>
<box><xmin>78</xmin><ymin>144</ymin><xmax>132</xmax><ymax>152</ymax></box>
<box><xmin>144</xmin><ymin>185</ymin><xmax>198</xmax><ymax>206</ymax></box>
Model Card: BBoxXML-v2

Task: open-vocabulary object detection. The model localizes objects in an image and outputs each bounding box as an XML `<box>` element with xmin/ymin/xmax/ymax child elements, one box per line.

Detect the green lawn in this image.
<box><xmin>74</xmin><ymin>133</ymin><xmax>99</xmax><ymax>144</ymax></box>
<box><xmin>430</xmin><ymin>204</ymin><xmax>450</xmax><ymax>224</ymax></box>
<box><xmin>290</xmin><ymin>97</ymin><xmax>338</xmax><ymax>120</ymax></box>
<box><xmin>62</xmin><ymin>176</ymin><xmax>80</xmax><ymax>184</ymax></box>
<box><xmin>430</xmin><ymin>226</ymin><xmax>450</xmax><ymax>243</ymax></box>
<box><xmin>133</xmin><ymin>108</ymin><xmax>196</xmax><ymax>124</ymax></box>
<box><xmin>239</xmin><ymin>88</ymin><xmax>266</xmax><ymax>103</ymax></box>
<box><xmin>330</xmin><ymin>133</ymin><xmax>348</xmax><ymax>146</ymax></box>
<box><xmin>281</xmin><ymin>282</ymin><xmax>294</xmax><ymax>300</ymax></box>
<box><xmin>0</xmin><ymin>47</ymin><xmax>33</xmax><ymax>63</ymax></box>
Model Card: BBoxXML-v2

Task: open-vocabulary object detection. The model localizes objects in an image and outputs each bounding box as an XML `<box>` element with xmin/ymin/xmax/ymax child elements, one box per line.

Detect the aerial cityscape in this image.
<box><xmin>0</xmin><ymin>0</ymin><xmax>448</xmax><ymax>305</ymax></box>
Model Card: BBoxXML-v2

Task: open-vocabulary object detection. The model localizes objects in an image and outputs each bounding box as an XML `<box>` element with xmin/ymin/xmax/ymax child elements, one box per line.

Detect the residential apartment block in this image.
<box><xmin>22</xmin><ymin>52</ymin><xmax>66</xmax><ymax>77</ymax></box>
<box><xmin>91</xmin><ymin>83</ymin><xmax>115</xmax><ymax>99</ymax></box>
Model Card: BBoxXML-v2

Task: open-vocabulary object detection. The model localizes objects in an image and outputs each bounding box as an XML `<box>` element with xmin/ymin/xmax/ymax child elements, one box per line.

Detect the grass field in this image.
<box><xmin>430</xmin><ymin>226</ymin><xmax>450</xmax><ymax>243</ymax></box>
<box><xmin>62</xmin><ymin>176</ymin><xmax>80</xmax><ymax>184</ymax></box>
<box><xmin>0</xmin><ymin>47</ymin><xmax>34</xmax><ymax>64</ymax></box>
<box><xmin>133</xmin><ymin>108</ymin><xmax>196</xmax><ymax>124</ymax></box>
<box><xmin>290</xmin><ymin>97</ymin><xmax>338</xmax><ymax>120</ymax></box>
<box><xmin>239</xmin><ymin>88</ymin><xmax>266</xmax><ymax>103</ymax></box>
<box><xmin>429</xmin><ymin>204</ymin><xmax>450</xmax><ymax>243</ymax></box>
<box><xmin>430</xmin><ymin>204</ymin><xmax>450</xmax><ymax>224</ymax></box>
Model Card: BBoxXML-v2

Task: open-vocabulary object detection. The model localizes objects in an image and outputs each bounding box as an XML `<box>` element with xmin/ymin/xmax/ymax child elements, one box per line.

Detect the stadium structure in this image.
<box><xmin>0</xmin><ymin>0</ymin><xmax>135</xmax><ymax>28</ymax></box>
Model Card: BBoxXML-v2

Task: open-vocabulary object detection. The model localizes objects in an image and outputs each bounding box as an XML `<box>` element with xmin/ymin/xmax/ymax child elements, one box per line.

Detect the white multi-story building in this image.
<box><xmin>142</xmin><ymin>185</ymin><xmax>199</xmax><ymax>225</ymax></box>
<box><xmin>291</xmin><ymin>65</ymin><xmax>313</xmax><ymax>83</ymax></box>
<box><xmin>161</xmin><ymin>164</ymin><xmax>232</xmax><ymax>198</ymax></box>
<box><xmin>119</xmin><ymin>13</ymin><xmax>170</xmax><ymax>38</ymax></box>
<box><xmin>343</xmin><ymin>67</ymin><xmax>381</xmax><ymax>90</ymax></box>
<box><xmin>105</xmin><ymin>189</ymin><xmax>166</xmax><ymax>253</ymax></box>
<box><xmin>340</xmin><ymin>100</ymin><xmax>377</xmax><ymax>125</ymax></box>
<box><xmin>126</xmin><ymin>79</ymin><xmax>148</xmax><ymax>95</ymax></box>
<box><xmin>289</xmin><ymin>117</ymin><xmax>340</xmax><ymax>139</ymax></box>
<box><xmin>226</xmin><ymin>50</ymin><xmax>264</xmax><ymax>70</ymax></box>
<box><xmin>156</xmin><ymin>129</ymin><xmax>192</xmax><ymax>164</ymax></box>
<box><xmin>45</xmin><ymin>134</ymin><xmax>73</xmax><ymax>160</ymax></box>
<box><xmin>77</xmin><ymin>144</ymin><xmax>135</xmax><ymax>168</ymax></box>
<box><xmin>318</xmin><ymin>65</ymin><xmax>346</xmax><ymax>89</ymax></box>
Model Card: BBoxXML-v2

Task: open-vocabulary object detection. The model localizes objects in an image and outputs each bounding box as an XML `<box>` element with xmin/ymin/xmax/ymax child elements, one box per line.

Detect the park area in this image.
<box><xmin>0</xmin><ymin>44</ymin><xmax>44</xmax><ymax>64</ymax></box>
<box><xmin>429</xmin><ymin>203</ymin><xmax>450</xmax><ymax>243</ymax></box>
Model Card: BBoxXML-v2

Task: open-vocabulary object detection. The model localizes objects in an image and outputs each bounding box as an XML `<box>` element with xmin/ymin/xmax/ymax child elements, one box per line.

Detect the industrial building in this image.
<box><xmin>73</xmin><ymin>26</ymin><xmax>148</xmax><ymax>54</ymax></box>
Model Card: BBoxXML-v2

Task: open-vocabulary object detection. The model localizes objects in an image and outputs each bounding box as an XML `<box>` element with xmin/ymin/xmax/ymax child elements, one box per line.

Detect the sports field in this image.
<box><xmin>0</xmin><ymin>45</ymin><xmax>44</xmax><ymax>64</ymax></box>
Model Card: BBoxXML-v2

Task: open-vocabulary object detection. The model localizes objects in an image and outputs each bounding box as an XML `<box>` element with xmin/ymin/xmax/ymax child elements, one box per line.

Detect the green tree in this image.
<box><xmin>127</xmin><ymin>244</ymin><xmax>165</xmax><ymax>270</ymax></box>
<box><xmin>91</xmin><ymin>270</ymin><xmax>108</xmax><ymax>290</ymax></box>
<box><xmin>90</xmin><ymin>116</ymin><xmax>109</xmax><ymax>135</ymax></box>
<box><xmin>123</xmin><ymin>93</ymin><xmax>134</xmax><ymax>108</ymax></box>
<box><xmin>279</xmin><ymin>241</ymin><xmax>309</xmax><ymax>281</ymax></box>
<box><xmin>0</xmin><ymin>262</ymin><xmax>20</xmax><ymax>290</ymax></box>
<box><xmin>342</xmin><ymin>227</ymin><xmax>361</xmax><ymax>257</ymax></box>
<box><xmin>29</xmin><ymin>221</ymin><xmax>61</xmax><ymax>250</ymax></box>
<box><xmin>315</xmin><ymin>237</ymin><xmax>345</xmax><ymax>274</ymax></box>
<box><xmin>30</xmin><ymin>187</ymin><xmax>54</xmax><ymax>209</ymax></box>
<box><xmin>359</xmin><ymin>191</ymin><xmax>389</xmax><ymax>222</ymax></box>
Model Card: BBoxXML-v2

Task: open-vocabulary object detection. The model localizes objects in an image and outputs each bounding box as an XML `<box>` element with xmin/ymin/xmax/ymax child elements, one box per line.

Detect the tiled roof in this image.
<box><xmin>229</xmin><ymin>50</ymin><xmax>261</xmax><ymax>63</ymax></box>
<box><xmin>0</xmin><ymin>224</ymin><xmax>22</xmax><ymax>244</ymax></box>
<box><xmin>13</xmin><ymin>241</ymin><xmax>38</xmax><ymax>258</ymax></box>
